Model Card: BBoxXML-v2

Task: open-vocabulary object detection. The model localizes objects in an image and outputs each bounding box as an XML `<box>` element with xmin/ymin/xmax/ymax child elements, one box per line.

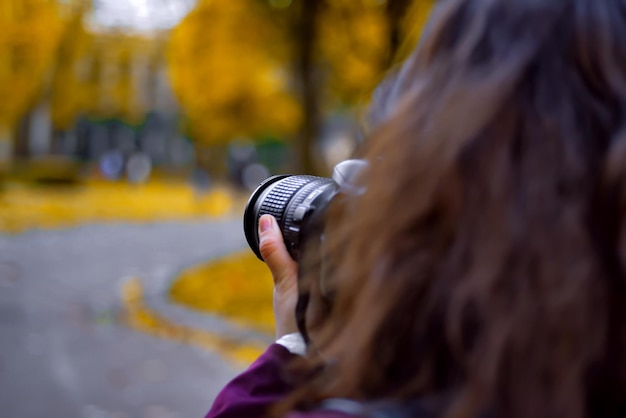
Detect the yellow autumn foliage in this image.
<box><xmin>49</xmin><ymin>3</ymin><xmax>166</xmax><ymax>130</ymax></box>
<box><xmin>0</xmin><ymin>180</ymin><xmax>239</xmax><ymax>233</ymax></box>
<box><xmin>50</xmin><ymin>4</ymin><xmax>92</xmax><ymax>130</ymax></box>
<box><xmin>169</xmin><ymin>251</ymin><xmax>275</xmax><ymax>335</ymax></box>
<box><xmin>320</xmin><ymin>0</ymin><xmax>435</xmax><ymax>104</ymax></box>
<box><xmin>122</xmin><ymin>276</ymin><xmax>266</xmax><ymax>365</ymax></box>
<box><xmin>0</xmin><ymin>0</ymin><xmax>65</xmax><ymax>129</ymax></box>
<box><xmin>167</xmin><ymin>0</ymin><xmax>301</xmax><ymax>145</ymax></box>
<box><xmin>124</xmin><ymin>251</ymin><xmax>275</xmax><ymax>364</ymax></box>
<box><xmin>318</xmin><ymin>0</ymin><xmax>391</xmax><ymax>103</ymax></box>
<box><xmin>167</xmin><ymin>0</ymin><xmax>435</xmax><ymax>147</ymax></box>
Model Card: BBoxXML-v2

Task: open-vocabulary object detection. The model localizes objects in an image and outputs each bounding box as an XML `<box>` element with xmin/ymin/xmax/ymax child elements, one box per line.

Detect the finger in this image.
<box><xmin>258</xmin><ymin>215</ymin><xmax>298</xmax><ymax>286</ymax></box>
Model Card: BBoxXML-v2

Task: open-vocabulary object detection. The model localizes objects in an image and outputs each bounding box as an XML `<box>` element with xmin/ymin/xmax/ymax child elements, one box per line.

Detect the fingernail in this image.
<box><xmin>259</xmin><ymin>215</ymin><xmax>272</xmax><ymax>234</ymax></box>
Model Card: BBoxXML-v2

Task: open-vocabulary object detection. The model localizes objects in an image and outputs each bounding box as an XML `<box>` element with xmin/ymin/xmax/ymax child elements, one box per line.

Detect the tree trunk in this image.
<box><xmin>294</xmin><ymin>0</ymin><xmax>321</xmax><ymax>175</ymax></box>
<box><xmin>14</xmin><ymin>113</ymin><xmax>31</xmax><ymax>159</ymax></box>
<box><xmin>0</xmin><ymin>124</ymin><xmax>14</xmax><ymax>170</ymax></box>
<box><xmin>386</xmin><ymin>0</ymin><xmax>413</xmax><ymax>64</ymax></box>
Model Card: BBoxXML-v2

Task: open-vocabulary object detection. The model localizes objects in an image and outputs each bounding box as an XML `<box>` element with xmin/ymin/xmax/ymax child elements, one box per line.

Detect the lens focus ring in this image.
<box><xmin>283</xmin><ymin>178</ymin><xmax>335</xmax><ymax>230</ymax></box>
<box><xmin>258</xmin><ymin>176</ymin><xmax>321</xmax><ymax>227</ymax></box>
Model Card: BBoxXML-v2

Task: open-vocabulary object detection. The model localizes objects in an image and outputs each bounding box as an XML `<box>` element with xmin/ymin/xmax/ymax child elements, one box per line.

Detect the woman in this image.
<box><xmin>208</xmin><ymin>0</ymin><xmax>626</xmax><ymax>417</ymax></box>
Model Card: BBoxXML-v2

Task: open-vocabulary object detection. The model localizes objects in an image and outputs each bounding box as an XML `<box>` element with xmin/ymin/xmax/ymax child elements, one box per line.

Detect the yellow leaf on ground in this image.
<box><xmin>169</xmin><ymin>251</ymin><xmax>275</xmax><ymax>335</ymax></box>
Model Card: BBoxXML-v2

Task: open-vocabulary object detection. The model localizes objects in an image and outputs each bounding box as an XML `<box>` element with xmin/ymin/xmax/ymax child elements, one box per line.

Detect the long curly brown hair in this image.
<box><xmin>276</xmin><ymin>0</ymin><xmax>626</xmax><ymax>417</ymax></box>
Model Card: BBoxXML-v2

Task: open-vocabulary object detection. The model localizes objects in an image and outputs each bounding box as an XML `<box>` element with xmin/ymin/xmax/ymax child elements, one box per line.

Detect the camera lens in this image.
<box><xmin>243</xmin><ymin>175</ymin><xmax>337</xmax><ymax>261</ymax></box>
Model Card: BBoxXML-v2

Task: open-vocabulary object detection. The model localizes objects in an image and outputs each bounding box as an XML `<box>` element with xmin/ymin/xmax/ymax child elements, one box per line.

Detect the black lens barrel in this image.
<box><xmin>243</xmin><ymin>175</ymin><xmax>335</xmax><ymax>261</ymax></box>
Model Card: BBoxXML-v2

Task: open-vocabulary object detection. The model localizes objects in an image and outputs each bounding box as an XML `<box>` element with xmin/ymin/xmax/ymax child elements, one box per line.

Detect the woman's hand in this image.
<box><xmin>258</xmin><ymin>214</ymin><xmax>299</xmax><ymax>339</ymax></box>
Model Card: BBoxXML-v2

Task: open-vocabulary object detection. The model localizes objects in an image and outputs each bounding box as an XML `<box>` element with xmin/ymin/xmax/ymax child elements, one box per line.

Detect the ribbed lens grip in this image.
<box><xmin>258</xmin><ymin>175</ymin><xmax>321</xmax><ymax>227</ymax></box>
<box><xmin>283</xmin><ymin>178</ymin><xmax>335</xmax><ymax>232</ymax></box>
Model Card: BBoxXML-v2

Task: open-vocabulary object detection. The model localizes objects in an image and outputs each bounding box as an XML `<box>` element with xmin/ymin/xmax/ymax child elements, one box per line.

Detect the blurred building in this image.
<box><xmin>3</xmin><ymin>0</ymin><xmax>196</xmax><ymax>177</ymax></box>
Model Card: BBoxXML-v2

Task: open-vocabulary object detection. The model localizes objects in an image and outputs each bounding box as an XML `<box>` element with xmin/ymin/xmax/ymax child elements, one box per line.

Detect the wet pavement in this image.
<box><xmin>0</xmin><ymin>221</ymin><xmax>258</xmax><ymax>418</ymax></box>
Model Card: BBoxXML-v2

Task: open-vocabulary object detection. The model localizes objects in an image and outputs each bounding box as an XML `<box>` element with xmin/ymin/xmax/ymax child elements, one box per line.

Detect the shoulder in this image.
<box><xmin>205</xmin><ymin>344</ymin><xmax>298</xmax><ymax>418</ymax></box>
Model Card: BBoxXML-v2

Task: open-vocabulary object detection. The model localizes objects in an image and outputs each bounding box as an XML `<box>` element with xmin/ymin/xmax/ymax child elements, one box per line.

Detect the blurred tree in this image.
<box><xmin>107</xmin><ymin>35</ymin><xmax>156</xmax><ymax>124</ymax></box>
<box><xmin>292</xmin><ymin>0</ymin><xmax>391</xmax><ymax>173</ymax></box>
<box><xmin>50</xmin><ymin>26</ymin><xmax>165</xmax><ymax>147</ymax></box>
<box><xmin>0</xmin><ymin>0</ymin><xmax>65</xmax><ymax>163</ymax></box>
<box><xmin>290</xmin><ymin>0</ymin><xmax>320</xmax><ymax>174</ymax></box>
<box><xmin>288</xmin><ymin>0</ymin><xmax>433</xmax><ymax>173</ymax></box>
<box><xmin>167</xmin><ymin>0</ymin><xmax>301</xmax><ymax>147</ymax></box>
<box><xmin>168</xmin><ymin>0</ymin><xmax>433</xmax><ymax>174</ymax></box>
<box><xmin>317</xmin><ymin>0</ymin><xmax>391</xmax><ymax>104</ymax></box>
<box><xmin>49</xmin><ymin>1</ymin><xmax>92</xmax><ymax>133</ymax></box>
<box><xmin>48</xmin><ymin>1</ymin><xmax>164</xmax><ymax>157</ymax></box>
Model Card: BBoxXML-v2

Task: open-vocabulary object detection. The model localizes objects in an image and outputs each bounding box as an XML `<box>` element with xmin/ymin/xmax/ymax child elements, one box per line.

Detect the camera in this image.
<box><xmin>243</xmin><ymin>159</ymin><xmax>367</xmax><ymax>343</ymax></box>
<box><xmin>243</xmin><ymin>159</ymin><xmax>367</xmax><ymax>262</ymax></box>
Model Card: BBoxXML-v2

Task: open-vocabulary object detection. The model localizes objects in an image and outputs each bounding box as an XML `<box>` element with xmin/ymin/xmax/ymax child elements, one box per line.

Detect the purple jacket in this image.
<box><xmin>206</xmin><ymin>344</ymin><xmax>349</xmax><ymax>418</ymax></box>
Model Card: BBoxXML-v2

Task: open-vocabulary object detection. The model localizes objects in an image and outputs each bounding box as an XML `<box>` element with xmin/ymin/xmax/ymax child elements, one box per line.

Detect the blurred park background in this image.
<box><xmin>0</xmin><ymin>0</ymin><xmax>431</xmax><ymax>417</ymax></box>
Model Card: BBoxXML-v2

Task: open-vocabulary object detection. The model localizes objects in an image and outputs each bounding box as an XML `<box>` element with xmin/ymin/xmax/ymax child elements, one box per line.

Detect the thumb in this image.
<box><xmin>258</xmin><ymin>215</ymin><xmax>297</xmax><ymax>286</ymax></box>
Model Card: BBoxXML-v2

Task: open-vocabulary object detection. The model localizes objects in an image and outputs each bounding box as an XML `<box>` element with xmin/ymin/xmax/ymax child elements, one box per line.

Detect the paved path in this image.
<box><xmin>0</xmin><ymin>221</ymin><xmax>259</xmax><ymax>418</ymax></box>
